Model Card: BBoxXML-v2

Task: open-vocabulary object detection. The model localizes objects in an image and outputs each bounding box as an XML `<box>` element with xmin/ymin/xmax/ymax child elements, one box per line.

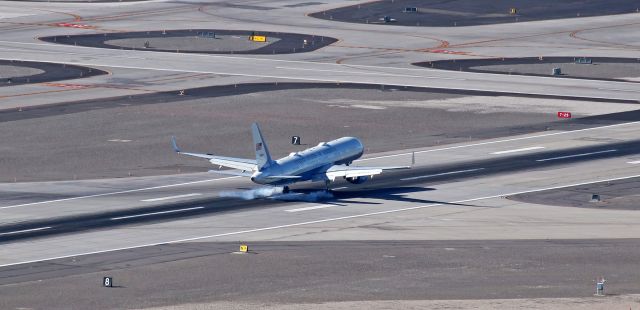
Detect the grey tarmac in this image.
<box><xmin>2</xmin><ymin>1</ymin><xmax>640</xmax><ymax>309</ymax></box>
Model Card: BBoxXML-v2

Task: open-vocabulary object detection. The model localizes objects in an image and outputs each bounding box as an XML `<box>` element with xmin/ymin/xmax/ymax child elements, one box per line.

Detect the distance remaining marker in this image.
<box><xmin>536</xmin><ymin>149</ymin><xmax>617</xmax><ymax>162</ymax></box>
<box><xmin>141</xmin><ymin>193</ymin><xmax>202</xmax><ymax>202</ymax></box>
<box><xmin>491</xmin><ymin>146</ymin><xmax>545</xmax><ymax>155</ymax></box>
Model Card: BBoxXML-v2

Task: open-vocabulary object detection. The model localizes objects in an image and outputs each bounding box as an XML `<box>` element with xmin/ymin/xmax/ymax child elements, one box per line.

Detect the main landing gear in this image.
<box><xmin>283</xmin><ymin>186</ymin><xmax>290</xmax><ymax>194</ymax></box>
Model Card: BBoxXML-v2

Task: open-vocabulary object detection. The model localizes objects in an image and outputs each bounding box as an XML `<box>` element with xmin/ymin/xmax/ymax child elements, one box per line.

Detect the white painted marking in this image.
<box><xmin>0</xmin><ymin>177</ymin><xmax>239</xmax><ymax>210</ymax></box>
<box><xmin>142</xmin><ymin>193</ymin><xmax>201</xmax><ymax>202</ymax></box>
<box><xmin>108</xmin><ymin>139</ymin><xmax>132</xmax><ymax>143</ymax></box>
<box><xmin>110</xmin><ymin>206</ymin><xmax>204</xmax><ymax>220</ymax></box>
<box><xmin>357</xmin><ymin>121</ymin><xmax>640</xmax><ymax>162</ymax></box>
<box><xmin>491</xmin><ymin>146</ymin><xmax>545</xmax><ymax>155</ymax></box>
<box><xmin>627</xmin><ymin>160</ymin><xmax>640</xmax><ymax>164</ymax></box>
<box><xmin>536</xmin><ymin>149</ymin><xmax>617</xmax><ymax>162</ymax></box>
<box><xmin>0</xmin><ymin>226</ymin><xmax>51</xmax><ymax>236</ymax></box>
<box><xmin>332</xmin><ymin>187</ymin><xmax>349</xmax><ymax>190</ymax></box>
<box><xmin>597</xmin><ymin>87</ymin><xmax>640</xmax><ymax>93</ymax></box>
<box><xmin>285</xmin><ymin>204</ymin><xmax>336</xmax><ymax>212</ymax></box>
<box><xmin>400</xmin><ymin>168</ymin><xmax>485</xmax><ymax>181</ymax></box>
<box><xmin>275</xmin><ymin>66</ymin><xmax>465</xmax><ymax>80</ymax></box>
<box><xmin>4</xmin><ymin>173</ymin><xmax>640</xmax><ymax>268</ymax></box>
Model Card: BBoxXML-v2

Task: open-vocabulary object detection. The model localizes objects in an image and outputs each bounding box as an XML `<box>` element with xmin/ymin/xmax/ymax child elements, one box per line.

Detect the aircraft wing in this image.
<box><xmin>324</xmin><ymin>165</ymin><xmax>409</xmax><ymax>181</ymax></box>
<box><xmin>172</xmin><ymin>137</ymin><xmax>258</xmax><ymax>172</ymax></box>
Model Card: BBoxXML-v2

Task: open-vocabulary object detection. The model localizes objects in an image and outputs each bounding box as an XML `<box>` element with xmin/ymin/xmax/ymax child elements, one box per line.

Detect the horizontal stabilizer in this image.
<box><xmin>171</xmin><ymin>136</ymin><xmax>257</xmax><ymax>171</ymax></box>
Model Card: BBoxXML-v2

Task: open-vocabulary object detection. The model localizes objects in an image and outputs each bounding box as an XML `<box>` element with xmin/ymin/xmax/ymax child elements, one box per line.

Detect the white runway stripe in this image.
<box><xmin>536</xmin><ymin>149</ymin><xmax>617</xmax><ymax>162</ymax></box>
<box><xmin>110</xmin><ymin>206</ymin><xmax>204</xmax><ymax>220</ymax></box>
<box><xmin>285</xmin><ymin>205</ymin><xmax>337</xmax><ymax>212</ymax></box>
<box><xmin>142</xmin><ymin>193</ymin><xmax>201</xmax><ymax>202</ymax></box>
<box><xmin>491</xmin><ymin>146</ymin><xmax>545</xmax><ymax>155</ymax></box>
<box><xmin>0</xmin><ymin>227</ymin><xmax>51</xmax><ymax>236</ymax></box>
<box><xmin>400</xmin><ymin>168</ymin><xmax>485</xmax><ymax>181</ymax></box>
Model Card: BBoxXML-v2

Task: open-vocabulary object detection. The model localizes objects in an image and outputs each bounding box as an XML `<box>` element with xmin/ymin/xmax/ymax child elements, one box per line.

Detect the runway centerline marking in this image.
<box><xmin>400</xmin><ymin>168</ymin><xmax>485</xmax><ymax>181</ymax></box>
<box><xmin>0</xmin><ymin>227</ymin><xmax>51</xmax><ymax>236</ymax></box>
<box><xmin>491</xmin><ymin>146</ymin><xmax>545</xmax><ymax>155</ymax></box>
<box><xmin>0</xmin><ymin>177</ymin><xmax>239</xmax><ymax>210</ymax></box>
<box><xmin>110</xmin><ymin>206</ymin><xmax>204</xmax><ymax>220</ymax></box>
<box><xmin>332</xmin><ymin>187</ymin><xmax>349</xmax><ymax>190</ymax></box>
<box><xmin>627</xmin><ymin>160</ymin><xmax>640</xmax><ymax>164</ymax></box>
<box><xmin>536</xmin><ymin>149</ymin><xmax>617</xmax><ymax>162</ymax></box>
<box><xmin>3</xmin><ymin>173</ymin><xmax>640</xmax><ymax>268</ymax></box>
<box><xmin>141</xmin><ymin>193</ymin><xmax>201</xmax><ymax>202</ymax></box>
<box><xmin>285</xmin><ymin>204</ymin><xmax>337</xmax><ymax>212</ymax></box>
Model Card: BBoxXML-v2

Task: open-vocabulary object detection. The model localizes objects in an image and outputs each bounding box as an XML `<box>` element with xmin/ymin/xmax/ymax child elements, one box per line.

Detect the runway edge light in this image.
<box><xmin>239</xmin><ymin>244</ymin><xmax>249</xmax><ymax>253</ymax></box>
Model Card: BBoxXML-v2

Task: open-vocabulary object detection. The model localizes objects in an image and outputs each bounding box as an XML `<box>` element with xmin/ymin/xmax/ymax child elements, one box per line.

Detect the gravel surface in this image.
<box><xmin>105</xmin><ymin>35</ymin><xmax>281</xmax><ymax>52</ymax></box>
<box><xmin>0</xmin><ymin>59</ymin><xmax>107</xmax><ymax>87</ymax></box>
<box><xmin>41</xmin><ymin>30</ymin><xmax>337</xmax><ymax>55</ymax></box>
<box><xmin>3</xmin><ymin>239</ymin><xmax>640</xmax><ymax>309</ymax></box>
<box><xmin>0</xmin><ymin>65</ymin><xmax>43</xmax><ymax>78</ymax></box>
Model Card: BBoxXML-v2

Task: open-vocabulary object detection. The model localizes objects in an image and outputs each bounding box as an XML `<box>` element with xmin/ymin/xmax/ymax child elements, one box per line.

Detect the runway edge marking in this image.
<box><xmin>2</xmin><ymin>173</ymin><xmax>640</xmax><ymax>268</ymax></box>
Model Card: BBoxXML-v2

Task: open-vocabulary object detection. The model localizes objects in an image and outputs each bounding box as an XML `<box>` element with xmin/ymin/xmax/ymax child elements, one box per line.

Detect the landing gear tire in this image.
<box><xmin>283</xmin><ymin>186</ymin><xmax>290</xmax><ymax>194</ymax></box>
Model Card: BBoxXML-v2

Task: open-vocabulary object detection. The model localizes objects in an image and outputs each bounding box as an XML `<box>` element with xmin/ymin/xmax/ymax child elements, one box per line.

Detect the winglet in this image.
<box><xmin>171</xmin><ymin>136</ymin><xmax>181</xmax><ymax>153</ymax></box>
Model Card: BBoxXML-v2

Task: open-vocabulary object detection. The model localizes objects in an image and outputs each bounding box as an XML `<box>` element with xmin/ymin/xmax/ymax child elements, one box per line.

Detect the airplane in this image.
<box><xmin>171</xmin><ymin>123</ymin><xmax>412</xmax><ymax>193</ymax></box>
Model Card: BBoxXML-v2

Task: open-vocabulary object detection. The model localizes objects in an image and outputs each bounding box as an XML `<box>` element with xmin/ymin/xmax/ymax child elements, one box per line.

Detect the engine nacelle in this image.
<box><xmin>346</xmin><ymin>176</ymin><xmax>369</xmax><ymax>184</ymax></box>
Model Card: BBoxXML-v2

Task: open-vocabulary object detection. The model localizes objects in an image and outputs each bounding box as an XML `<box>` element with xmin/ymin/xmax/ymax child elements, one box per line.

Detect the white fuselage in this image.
<box><xmin>250</xmin><ymin>137</ymin><xmax>364</xmax><ymax>185</ymax></box>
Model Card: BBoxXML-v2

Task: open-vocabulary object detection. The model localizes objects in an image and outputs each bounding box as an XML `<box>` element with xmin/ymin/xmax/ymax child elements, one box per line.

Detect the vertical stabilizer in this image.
<box><xmin>252</xmin><ymin>123</ymin><xmax>273</xmax><ymax>170</ymax></box>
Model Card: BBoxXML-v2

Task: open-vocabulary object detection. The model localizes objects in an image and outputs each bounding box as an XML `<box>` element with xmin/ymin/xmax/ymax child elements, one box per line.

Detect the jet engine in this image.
<box><xmin>345</xmin><ymin>176</ymin><xmax>369</xmax><ymax>184</ymax></box>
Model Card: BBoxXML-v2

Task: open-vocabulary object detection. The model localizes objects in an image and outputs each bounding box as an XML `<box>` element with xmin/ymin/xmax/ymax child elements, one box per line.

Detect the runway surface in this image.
<box><xmin>2</xmin><ymin>0</ymin><xmax>640</xmax><ymax>308</ymax></box>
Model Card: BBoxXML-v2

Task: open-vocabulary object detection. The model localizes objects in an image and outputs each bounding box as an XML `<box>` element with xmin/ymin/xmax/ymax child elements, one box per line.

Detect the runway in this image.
<box><xmin>1</xmin><ymin>119</ymin><xmax>639</xmax><ymax>267</ymax></box>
